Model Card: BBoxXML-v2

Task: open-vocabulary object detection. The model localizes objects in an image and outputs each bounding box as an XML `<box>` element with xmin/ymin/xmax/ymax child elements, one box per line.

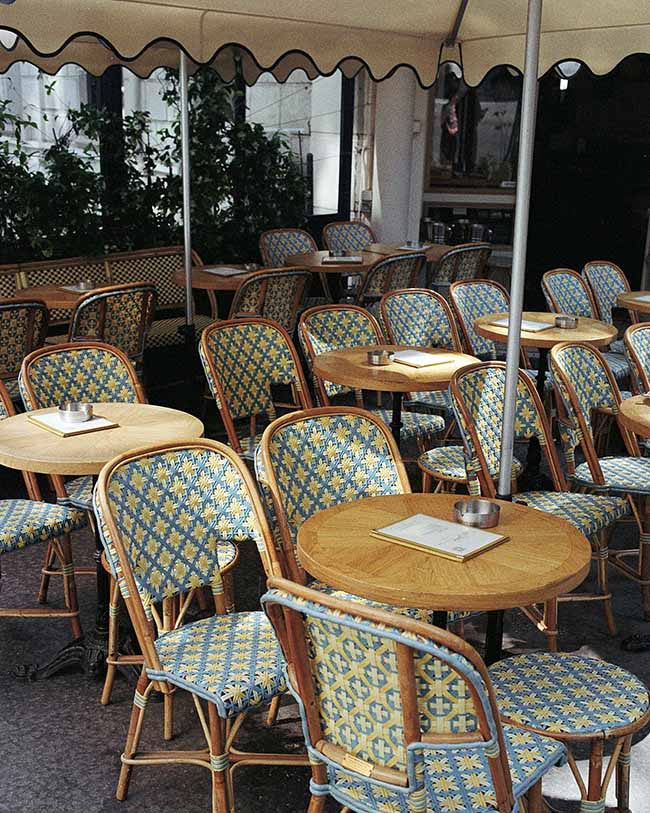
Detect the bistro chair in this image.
<box><xmin>298</xmin><ymin>305</ymin><xmax>444</xmax><ymax>460</ymax></box>
<box><xmin>228</xmin><ymin>267</ymin><xmax>310</xmax><ymax>334</ymax></box>
<box><xmin>451</xmin><ymin>361</ymin><xmax>630</xmax><ymax>644</ymax></box>
<box><xmin>259</xmin><ymin>227</ymin><xmax>332</xmax><ymax>304</ymax></box>
<box><xmin>67</xmin><ymin>282</ymin><xmax>157</xmax><ymax>372</ymax></box>
<box><xmin>354</xmin><ymin>252</ymin><xmax>423</xmax><ymax>315</ymax></box>
<box><xmin>257</xmin><ymin>406</ymin><xmax>473</xmax><ymax>629</ymax></box>
<box><xmin>322</xmin><ymin>219</ymin><xmax>375</xmax><ymax>254</ymax></box>
<box><xmin>262</xmin><ymin>578</ymin><xmax>566</xmax><ymax>813</ymax></box>
<box><xmin>550</xmin><ymin>341</ymin><xmax>650</xmax><ymax>619</ymax></box>
<box><xmin>94</xmin><ymin>439</ymin><xmax>303</xmax><ymax>812</ymax></box>
<box><xmin>490</xmin><ymin>653</ymin><xmax>649</xmax><ymax>813</ymax></box>
<box><xmin>0</xmin><ymin>298</ymin><xmax>48</xmax><ymax>400</ymax></box>
<box><xmin>582</xmin><ymin>260</ymin><xmax>637</xmax><ymax>348</ymax></box>
<box><xmin>0</xmin><ymin>379</ymin><xmax>86</xmax><ymax>640</ymax></box>
<box><xmin>623</xmin><ymin>322</ymin><xmax>650</xmax><ymax>395</ymax></box>
<box><xmin>427</xmin><ymin>241</ymin><xmax>491</xmax><ymax>294</ymax></box>
<box><xmin>542</xmin><ymin>268</ymin><xmax>629</xmax><ymax>384</ymax></box>
<box><xmin>199</xmin><ymin>317</ymin><xmax>312</xmax><ymax>460</ymax></box>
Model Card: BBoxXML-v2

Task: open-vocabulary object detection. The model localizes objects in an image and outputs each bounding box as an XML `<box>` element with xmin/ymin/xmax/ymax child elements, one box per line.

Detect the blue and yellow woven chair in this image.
<box><xmin>259</xmin><ymin>226</ymin><xmax>332</xmax><ymax>305</ymax></box>
<box><xmin>298</xmin><ymin>305</ymin><xmax>444</xmax><ymax>461</ymax></box>
<box><xmin>624</xmin><ymin>322</ymin><xmax>650</xmax><ymax>395</ymax></box>
<box><xmin>94</xmin><ymin>439</ymin><xmax>306</xmax><ymax>811</ymax></box>
<box><xmin>258</xmin><ymin>406</ymin><xmax>475</xmax><ymax>635</ymax></box>
<box><xmin>550</xmin><ymin>341</ymin><xmax>650</xmax><ymax>620</ymax></box>
<box><xmin>67</xmin><ymin>282</ymin><xmax>157</xmax><ymax>372</ymax></box>
<box><xmin>354</xmin><ymin>252</ymin><xmax>424</xmax><ymax>318</ymax></box>
<box><xmin>228</xmin><ymin>267</ymin><xmax>310</xmax><ymax>335</ymax></box>
<box><xmin>489</xmin><ymin>652</ymin><xmax>649</xmax><ymax>813</ymax></box>
<box><xmin>583</xmin><ymin>260</ymin><xmax>637</xmax><ymax>353</ymax></box>
<box><xmin>0</xmin><ymin>298</ymin><xmax>49</xmax><ymax>400</ymax></box>
<box><xmin>428</xmin><ymin>241</ymin><xmax>492</xmax><ymax>295</ymax></box>
<box><xmin>380</xmin><ymin>287</ymin><xmax>500</xmax><ymax>492</ymax></box>
<box><xmin>322</xmin><ymin>220</ymin><xmax>375</xmax><ymax>254</ymax></box>
<box><xmin>451</xmin><ymin>361</ymin><xmax>630</xmax><ymax>644</ymax></box>
<box><xmin>0</xmin><ymin>379</ymin><xmax>86</xmax><ymax>639</ymax></box>
<box><xmin>199</xmin><ymin>317</ymin><xmax>313</xmax><ymax>460</ymax></box>
<box><xmin>542</xmin><ymin>268</ymin><xmax>630</xmax><ymax>385</ymax></box>
<box><xmin>262</xmin><ymin>578</ymin><xmax>567</xmax><ymax>813</ymax></box>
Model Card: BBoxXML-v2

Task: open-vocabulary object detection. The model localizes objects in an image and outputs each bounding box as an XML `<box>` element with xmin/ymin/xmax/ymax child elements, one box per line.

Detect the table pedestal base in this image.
<box><xmin>391</xmin><ymin>392</ymin><xmax>403</xmax><ymax>446</ymax></box>
<box><xmin>14</xmin><ymin>630</ymin><xmax>108</xmax><ymax>682</ymax></box>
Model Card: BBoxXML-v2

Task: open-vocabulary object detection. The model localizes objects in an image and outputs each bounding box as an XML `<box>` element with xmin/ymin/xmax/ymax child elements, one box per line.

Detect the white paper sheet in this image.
<box><xmin>28</xmin><ymin>411</ymin><xmax>117</xmax><ymax>436</ymax></box>
<box><xmin>491</xmin><ymin>317</ymin><xmax>554</xmax><ymax>333</ymax></box>
<box><xmin>322</xmin><ymin>255</ymin><xmax>363</xmax><ymax>264</ymax></box>
<box><xmin>201</xmin><ymin>266</ymin><xmax>247</xmax><ymax>277</ymax></box>
<box><xmin>391</xmin><ymin>349</ymin><xmax>446</xmax><ymax>368</ymax></box>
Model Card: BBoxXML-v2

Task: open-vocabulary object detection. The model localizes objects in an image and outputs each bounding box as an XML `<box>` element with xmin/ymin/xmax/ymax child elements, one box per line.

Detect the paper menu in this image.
<box><xmin>398</xmin><ymin>243</ymin><xmax>429</xmax><ymax>251</ymax></box>
<box><xmin>490</xmin><ymin>317</ymin><xmax>554</xmax><ymax>333</ymax></box>
<box><xmin>322</xmin><ymin>255</ymin><xmax>363</xmax><ymax>264</ymax></box>
<box><xmin>202</xmin><ymin>266</ymin><xmax>246</xmax><ymax>277</ymax></box>
<box><xmin>633</xmin><ymin>294</ymin><xmax>650</xmax><ymax>303</ymax></box>
<box><xmin>27</xmin><ymin>411</ymin><xmax>118</xmax><ymax>437</ymax></box>
<box><xmin>370</xmin><ymin>513</ymin><xmax>508</xmax><ymax>562</ymax></box>
<box><xmin>391</xmin><ymin>350</ymin><xmax>447</xmax><ymax>368</ymax></box>
<box><xmin>60</xmin><ymin>283</ymin><xmax>96</xmax><ymax>293</ymax></box>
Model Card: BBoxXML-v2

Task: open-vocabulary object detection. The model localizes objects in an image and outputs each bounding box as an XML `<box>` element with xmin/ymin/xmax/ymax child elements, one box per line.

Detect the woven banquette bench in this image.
<box><xmin>14</xmin><ymin>246</ymin><xmax>212</xmax><ymax>349</ymax></box>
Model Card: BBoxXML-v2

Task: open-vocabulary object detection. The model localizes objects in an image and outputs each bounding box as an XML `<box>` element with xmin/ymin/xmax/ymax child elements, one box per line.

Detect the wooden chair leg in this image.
<box><xmin>595</xmin><ymin>530</ymin><xmax>617</xmax><ymax>636</ymax></box>
<box><xmin>266</xmin><ymin>694</ymin><xmax>281</xmax><ymax>727</ymax></box>
<box><xmin>526</xmin><ymin>779</ymin><xmax>543</xmax><ymax>813</ymax></box>
<box><xmin>223</xmin><ymin>572</ymin><xmax>235</xmax><ymax>614</ymax></box>
<box><xmin>101</xmin><ymin>577</ymin><xmax>122</xmax><ymax>706</ymax></box>
<box><xmin>163</xmin><ymin>691</ymin><xmax>174</xmax><ymax>742</ymax></box>
<box><xmin>543</xmin><ymin>598</ymin><xmax>558</xmax><ymax>652</ymax></box>
<box><xmin>307</xmin><ymin>762</ymin><xmax>329</xmax><ymax>813</ymax></box>
<box><xmin>117</xmin><ymin>669</ymin><xmax>151</xmax><ymax>801</ymax></box>
<box><xmin>55</xmin><ymin>534</ymin><xmax>81</xmax><ymax>639</ymax></box>
<box><xmin>421</xmin><ymin>472</ymin><xmax>432</xmax><ymax>493</ymax></box>
<box><xmin>37</xmin><ymin>542</ymin><xmax>56</xmax><ymax>604</ymax></box>
<box><xmin>616</xmin><ymin>734</ymin><xmax>632</xmax><ymax>813</ymax></box>
<box><xmin>640</xmin><ymin>518</ymin><xmax>650</xmax><ymax>622</ymax></box>
<box><xmin>207</xmin><ymin>701</ymin><xmax>230</xmax><ymax>813</ymax></box>
<box><xmin>581</xmin><ymin>738</ymin><xmax>604</xmax><ymax>813</ymax></box>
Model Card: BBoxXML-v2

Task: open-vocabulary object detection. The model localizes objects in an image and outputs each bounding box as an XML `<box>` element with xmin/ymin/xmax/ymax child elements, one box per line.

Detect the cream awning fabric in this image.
<box><xmin>1</xmin><ymin>1</ymin><xmax>648</xmax><ymax>83</ymax></box>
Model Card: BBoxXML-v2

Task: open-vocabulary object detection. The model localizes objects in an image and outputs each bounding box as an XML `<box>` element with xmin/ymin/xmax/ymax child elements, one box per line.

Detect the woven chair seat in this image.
<box><xmin>602</xmin><ymin>351</ymin><xmax>630</xmax><ymax>382</ymax></box>
<box><xmin>59</xmin><ymin>475</ymin><xmax>94</xmax><ymax>510</ymax></box>
<box><xmin>3</xmin><ymin>378</ymin><xmax>20</xmax><ymax>400</ymax></box>
<box><xmin>513</xmin><ymin>491</ymin><xmax>629</xmax><ymax>537</ymax></box>
<box><xmin>609</xmin><ymin>339</ymin><xmax>625</xmax><ymax>355</ymax></box>
<box><xmin>0</xmin><ymin>499</ymin><xmax>86</xmax><ymax>554</ymax></box>
<box><xmin>320</xmin><ymin>722</ymin><xmax>565</xmax><ymax>813</ymax></box>
<box><xmin>147</xmin><ymin>611</ymin><xmax>286</xmax><ymax>718</ymax></box>
<box><xmin>419</xmin><ymin>446</ymin><xmax>523</xmax><ymax>483</ymax></box>
<box><xmin>572</xmin><ymin>456</ymin><xmax>650</xmax><ymax>495</ymax></box>
<box><xmin>490</xmin><ymin>652</ymin><xmax>649</xmax><ymax>736</ymax></box>
<box><xmin>146</xmin><ymin>314</ymin><xmax>213</xmax><ymax>349</ymax></box>
<box><xmin>405</xmin><ymin>389</ymin><xmax>452</xmax><ymax>412</ymax></box>
<box><xmin>372</xmin><ymin>407</ymin><xmax>444</xmax><ymax>458</ymax></box>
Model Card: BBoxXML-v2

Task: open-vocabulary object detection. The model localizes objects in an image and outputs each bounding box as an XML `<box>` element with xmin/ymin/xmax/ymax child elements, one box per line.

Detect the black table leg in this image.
<box><xmin>391</xmin><ymin>391</ymin><xmax>403</xmax><ymax>447</ymax></box>
<box><xmin>15</xmin><ymin>477</ymin><xmax>109</xmax><ymax>681</ymax></box>
<box><xmin>517</xmin><ymin>348</ymin><xmax>554</xmax><ymax>491</ymax></box>
<box><xmin>433</xmin><ymin>611</ymin><xmax>448</xmax><ymax>629</ymax></box>
<box><xmin>485</xmin><ymin>610</ymin><xmax>504</xmax><ymax>665</ymax></box>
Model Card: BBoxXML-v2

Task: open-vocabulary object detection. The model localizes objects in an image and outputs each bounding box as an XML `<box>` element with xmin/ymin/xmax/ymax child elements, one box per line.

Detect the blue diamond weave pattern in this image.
<box><xmin>363</xmin><ymin>255</ymin><xmax>421</xmax><ymax>299</ymax></box>
<box><xmin>543</xmin><ymin>271</ymin><xmax>595</xmax><ymax>318</ymax></box>
<box><xmin>19</xmin><ymin>346</ymin><xmax>140</xmax><ymax>410</ymax></box>
<box><xmin>489</xmin><ymin>653</ymin><xmax>649</xmax><ymax>735</ymax></box>
<box><xmin>573</xmin><ymin>457</ymin><xmax>650</xmax><ymax>495</ymax></box>
<box><xmin>450</xmin><ymin>281</ymin><xmax>509</xmax><ymax>358</ymax></box>
<box><xmin>262</xmin><ymin>587</ymin><xmax>565</xmax><ymax>813</ymax></box>
<box><xmin>419</xmin><ymin>446</ymin><xmax>523</xmax><ymax>485</ymax></box>
<box><xmin>103</xmin><ymin>447</ymin><xmax>268</xmax><ymax>607</ymax></box>
<box><xmin>0</xmin><ymin>500</ymin><xmax>86</xmax><ymax>554</ymax></box>
<box><xmin>62</xmin><ymin>476</ymin><xmax>94</xmax><ymax>510</ymax></box>
<box><xmin>147</xmin><ymin>611</ymin><xmax>286</xmax><ymax>717</ymax></box>
<box><xmin>259</xmin><ymin>229</ymin><xmax>316</xmax><ymax>266</ymax></box>
<box><xmin>513</xmin><ymin>491</ymin><xmax>629</xmax><ymax>536</ymax></box>
<box><xmin>382</xmin><ymin>291</ymin><xmax>457</xmax><ymax>351</ymax></box>
<box><xmin>582</xmin><ymin>263</ymin><xmax>627</xmax><ymax>325</ymax></box>
<box><xmin>324</xmin><ymin>222</ymin><xmax>374</xmax><ymax>254</ymax></box>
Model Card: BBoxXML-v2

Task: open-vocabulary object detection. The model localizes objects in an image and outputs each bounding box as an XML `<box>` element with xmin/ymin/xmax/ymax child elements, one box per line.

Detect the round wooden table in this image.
<box><xmin>0</xmin><ymin>403</ymin><xmax>204</xmax><ymax>678</ymax></box>
<box><xmin>173</xmin><ymin>265</ymin><xmax>258</xmax><ymax>318</ymax></box>
<box><xmin>298</xmin><ymin>492</ymin><xmax>591</xmax><ymax>662</ymax></box>
<box><xmin>286</xmin><ymin>249</ymin><xmax>383</xmax><ymax>274</ymax></box>
<box><xmin>369</xmin><ymin>242</ymin><xmax>452</xmax><ymax>263</ymax></box>
<box><xmin>618</xmin><ymin>395</ymin><xmax>650</xmax><ymax>437</ymax></box>
<box><xmin>474</xmin><ymin>311</ymin><xmax>617</xmax><ymax>488</ymax></box>
<box><xmin>20</xmin><ymin>284</ymin><xmax>93</xmax><ymax>310</ymax></box>
<box><xmin>312</xmin><ymin>345</ymin><xmax>478</xmax><ymax>445</ymax></box>
<box><xmin>617</xmin><ymin>291</ymin><xmax>650</xmax><ymax>315</ymax></box>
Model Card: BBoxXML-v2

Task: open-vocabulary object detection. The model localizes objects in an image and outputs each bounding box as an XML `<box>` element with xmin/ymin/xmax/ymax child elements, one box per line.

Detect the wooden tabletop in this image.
<box><xmin>616</xmin><ymin>291</ymin><xmax>650</xmax><ymax>314</ymax></box>
<box><xmin>286</xmin><ymin>250</ymin><xmax>382</xmax><ymax>273</ymax></box>
<box><xmin>474</xmin><ymin>311</ymin><xmax>617</xmax><ymax>350</ymax></box>
<box><xmin>369</xmin><ymin>242</ymin><xmax>452</xmax><ymax>263</ymax></box>
<box><xmin>20</xmin><ymin>284</ymin><xmax>90</xmax><ymax>310</ymax></box>
<box><xmin>618</xmin><ymin>395</ymin><xmax>650</xmax><ymax>437</ymax></box>
<box><xmin>0</xmin><ymin>403</ymin><xmax>204</xmax><ymax>475</ymax></box>
<box><xmin>312</xmin><ymin>345</ymin><xmax>479</xmax><ymax>393</ymax></box>
<box><xmin>172</xmin><ymin>265</ymin><xmax>256</xmax><ymax>292</ymax></box>
<box><xmin>297</xmin><ymin>493</ymin><xmax>591</xmax><ymax>611</ymax></box>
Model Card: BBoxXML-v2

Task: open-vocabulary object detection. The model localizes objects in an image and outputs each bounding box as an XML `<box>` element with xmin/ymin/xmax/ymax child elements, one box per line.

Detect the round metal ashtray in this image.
<box><xmin>367</xmin><ymin>349</ymin><xmax>392</xmax><ymax>366</ymax></box>
<box><xmin>453</xmin><ymin>499</ymin><xmax>501</xmax><ymax>529</ymax></box>
<box><xmin>58</xmin><ymin>402</ymin><xmax>93</xmax><ymax>423</ymax></box>
<box><xmin>555</xmin><ymin>314</ymin><xmax>578</xmax><ymax>329</ymax></box>
<box><xmin>243</xmin><ymin>263</ymin><xmax>258</xmax><ymax>272</ymax></box>
<box><xmin>76</xmin><ymin>279</ymin><xmax>96</xmax><ymax>292</ymax></box>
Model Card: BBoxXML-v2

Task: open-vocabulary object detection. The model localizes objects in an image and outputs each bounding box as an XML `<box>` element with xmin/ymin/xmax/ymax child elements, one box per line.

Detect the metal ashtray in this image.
<box><xmin>555</xmin><ymin>314</ymin><xmax>578</xmax><ymax>329</ymax></box>
<box><xmin>243</xmin><ymin>263</ymin><xmax>258</xmax><ymax>272</ymax></box>
<box><xmin>367</xmin><ymin>349</ymin><xmax>392</xmax><ymax>366</ymax></box>
<box><xmin>58</xmin><ymin>402</ymin><xmax>93</xmax><ymax>423</ymax></box>
<box><xmin>453</xmin><ymin>499</ymin><xmax>501</xmax><ymax>529</ymax></box>
<box><xmin>75</xmin><ymin>279</ymin><xmax>96</xmax><ymax>292</ymax></box>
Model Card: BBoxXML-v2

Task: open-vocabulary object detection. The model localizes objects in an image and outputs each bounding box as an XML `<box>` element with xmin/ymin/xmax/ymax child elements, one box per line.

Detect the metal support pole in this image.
<box><xmin>179</xmin><ymin>50</ymin><xmax>194</xmax><ymax>332</ymax></box>
<box><xmin>496</xmin><ymin>0</ymin><xmax>543</xmax><ymax>500</ymax></box>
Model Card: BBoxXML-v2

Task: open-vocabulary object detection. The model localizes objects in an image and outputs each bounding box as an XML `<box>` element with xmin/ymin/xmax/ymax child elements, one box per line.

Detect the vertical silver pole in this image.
<box><xmin>179</xmin><ymin>51</ymin><xmax>193</xmax><ymax>328</ymax></box>
<box><xmin>496</xmin><ymin>0</ymin><xmax>543</xmax><ymax>497</ymax></box>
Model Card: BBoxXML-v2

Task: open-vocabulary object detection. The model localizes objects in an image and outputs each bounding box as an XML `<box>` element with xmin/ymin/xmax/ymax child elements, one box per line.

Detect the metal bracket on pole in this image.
<box><xmin>496</xmin><ymin>0</ymin><xmax>543</xmax><ymax>500</ymax></box>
